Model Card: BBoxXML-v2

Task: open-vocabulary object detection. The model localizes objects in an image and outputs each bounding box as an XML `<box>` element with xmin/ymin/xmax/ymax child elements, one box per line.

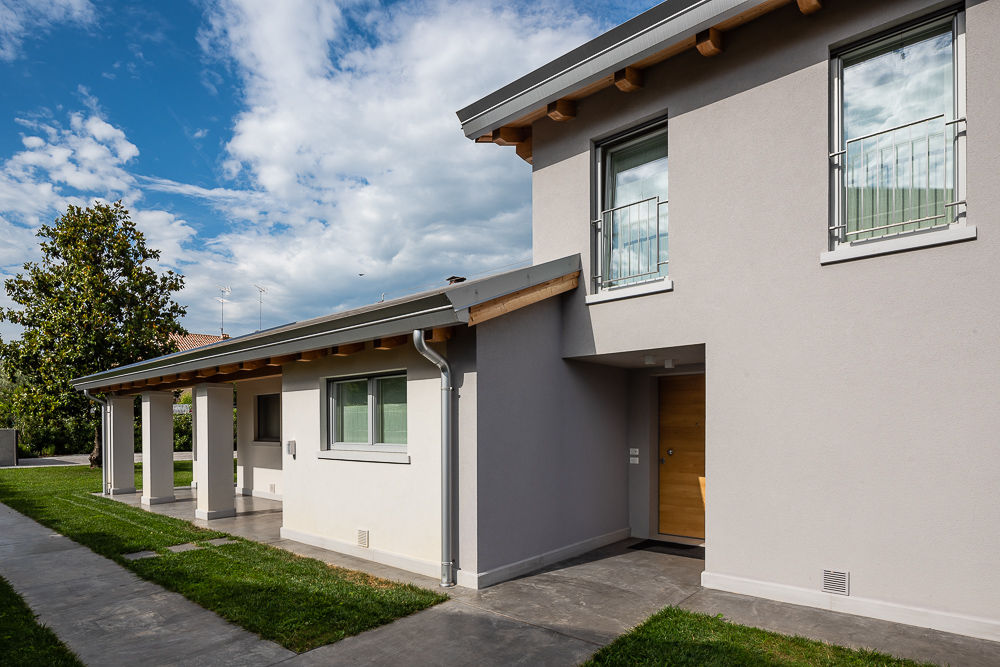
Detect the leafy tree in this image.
<box><xmin>0</xmin><ymin>202</ymin><xmax>187</xmax><ymax>456</ymax></box>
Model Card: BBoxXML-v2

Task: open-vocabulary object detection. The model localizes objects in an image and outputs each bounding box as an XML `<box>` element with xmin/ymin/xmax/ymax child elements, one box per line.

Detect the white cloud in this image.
<box><xmin>183</xmin><ymin>0</ymin><xmax>597</xmax><ymax>331</ymax></box>
<box><xmin>0</xmin><ymin>0</ymin><xmax>602</xmax><ymax>339</ymax></box>
<box><xmin>0</xmin><ymin>0</ymin><xmax>96</xmax><ymax>61</ymax></box>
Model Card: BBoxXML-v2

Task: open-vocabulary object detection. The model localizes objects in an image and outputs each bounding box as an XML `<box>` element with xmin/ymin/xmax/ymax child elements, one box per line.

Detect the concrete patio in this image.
<box><xmin>104</xmin><ymin>486</ymin><xmax>1000</xmax><ymax>666</ymax></box>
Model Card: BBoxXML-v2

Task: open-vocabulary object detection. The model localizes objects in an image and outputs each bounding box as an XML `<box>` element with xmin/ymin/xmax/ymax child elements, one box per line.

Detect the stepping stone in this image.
<box><xmin>205</xmin><ymin>538</ymin><xmax>236</xmax><ymax>546</ymax></box>
<box><xmin>166</xmin><ymin>543</ymin><xmax>201</xmax><ymax>553</ymax></box>
<box><xmin>123</xmin><ymin>550</ymin><xmax>159</xmax><ymax>561</ymax></box>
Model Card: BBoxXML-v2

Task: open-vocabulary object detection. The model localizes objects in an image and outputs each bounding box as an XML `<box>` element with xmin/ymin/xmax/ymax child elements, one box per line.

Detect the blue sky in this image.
<box><xmin>0</xmin><ymin>0</ymin><xmax>655</xmax><ymax>340</ymax></box>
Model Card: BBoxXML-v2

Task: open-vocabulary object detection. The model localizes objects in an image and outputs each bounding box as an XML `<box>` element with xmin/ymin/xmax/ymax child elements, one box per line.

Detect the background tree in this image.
<box><xmin>0</xmin><ymin>202</ymin><xmax>186</xmax><ymax>456</ymax></box>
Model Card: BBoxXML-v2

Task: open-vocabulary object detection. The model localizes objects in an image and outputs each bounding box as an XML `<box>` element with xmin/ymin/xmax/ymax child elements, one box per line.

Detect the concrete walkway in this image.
<box><xmin>4</xmin><ymin>486</ymin><xmax>999</xmax><ymax>666</ymax></box>
<box><xmin>108</xmin><ymin>488</ymin><xmax>1000</xmax><ymax>666</ymax></box>
<box><xmin>0</xmin><ymin>502</ymin><xmax>293</xmax><ymax>666</ymax></box>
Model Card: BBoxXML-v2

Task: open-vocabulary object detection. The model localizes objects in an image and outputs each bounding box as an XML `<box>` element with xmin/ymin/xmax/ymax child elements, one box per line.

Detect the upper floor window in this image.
<box><xmin>327</xmin><ymin>373</ymin><xmax>407</xmax><ymax>451</ymax></box>
<box><xmin>829</xmin><ymin>13</ymin><xmax>967</xmax><ymax>257</ymax></box>
<box><xmin>593</xmin><ymin>124</ymin><xmax>668</xmax><ymax>291</ymax></box>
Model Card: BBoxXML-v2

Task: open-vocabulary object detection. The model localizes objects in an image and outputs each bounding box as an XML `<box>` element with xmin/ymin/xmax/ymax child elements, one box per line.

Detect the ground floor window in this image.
<box><xmin>328</xmin><ymin>373</ymin><xmax>407</xmax><ymax>450</ymax></box>
<box><xmin>255</xmin><ymin>393</ymin><xmax>281</xmax><ymax>442</ymax></box>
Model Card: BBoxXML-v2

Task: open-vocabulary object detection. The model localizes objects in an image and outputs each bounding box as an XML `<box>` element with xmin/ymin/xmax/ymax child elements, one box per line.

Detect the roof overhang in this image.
<box><xmin>72</xmin><ymin>255</ymin><xmax>581</xmax><ymax>394</ymax></box>
<box><xmin>457</xmin><ymin>0</ymin><xmax>821</xmax><ymax>155</ymax></box>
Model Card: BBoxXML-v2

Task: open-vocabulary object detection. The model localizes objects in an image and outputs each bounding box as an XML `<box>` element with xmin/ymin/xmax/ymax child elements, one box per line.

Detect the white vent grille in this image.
<box><xmin>822</xmin><ymin>569</ymin><xmax>849</xmax><ymax>595</ymax></box>
<box><xmin>357</xmin><ymin>529</ymin><xmax>370</xmax><ymax>549</ymax></box>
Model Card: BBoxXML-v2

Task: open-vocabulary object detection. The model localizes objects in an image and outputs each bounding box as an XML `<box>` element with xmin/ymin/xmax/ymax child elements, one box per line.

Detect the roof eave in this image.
<box><xmin>457</xmin><ymin>0</ymin><xmax>765</xmax><ymax>139</ymax></box>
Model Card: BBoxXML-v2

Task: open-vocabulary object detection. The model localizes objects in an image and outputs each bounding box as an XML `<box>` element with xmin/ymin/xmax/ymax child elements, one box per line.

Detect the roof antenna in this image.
<box><xmin>253</xmin><ymin>284</ymin><xmax>267</xmax><ymax>332</ymax></box>
<box><xmin>216</xmin><ymin>285</ymin><xmax>231</xmax><ymax>337</ymax></box>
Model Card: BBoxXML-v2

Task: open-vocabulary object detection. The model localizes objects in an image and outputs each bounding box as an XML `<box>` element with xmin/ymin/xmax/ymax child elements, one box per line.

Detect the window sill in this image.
<box><xmin>317</xmin><ymin>449</ymin><xmax>410</xmax><ymax>464</ymax></box>
<box><xmin>820</xmin><ymin>225</ymin><xmax>976</xmax><ymax>265</ymax></box>
<box><xmin>585</xmin><ymin>278</ymin><xmax>673</xmax><ymax>305</ymax></box>
<box><xmin>251</xmin><ymin>440</ymin><xmax>281</xmax><ymax>447</ymax></box>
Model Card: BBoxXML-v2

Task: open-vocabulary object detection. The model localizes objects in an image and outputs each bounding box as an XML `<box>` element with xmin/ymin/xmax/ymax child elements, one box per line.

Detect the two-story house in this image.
<box><xmin>74</xmin><ymin>0</ymin><xmax>999</xmax><ymax>644</ymax></box>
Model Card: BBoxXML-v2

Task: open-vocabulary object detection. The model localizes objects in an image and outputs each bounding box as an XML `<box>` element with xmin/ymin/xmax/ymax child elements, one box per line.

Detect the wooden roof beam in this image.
<box><xmin>374</xmin><ymin>335</ymin><xmax>408</xmax><ymax>350</ymax></box>
<box><xmin>333</xmin><ymin>342</ymin><xmax>366</xmax><ymax>356</ymax></box>
<box><xmin>696</xmin><ymin>28</ymin><xmax>723</xmax><ymax>57</ymax></box>
<box><xmin>515</xmin><ymin>135</ymin><xmax>533</xmax><ymax>165</ymax></box>
<box><xmin>241</xmin><ymin>359</ymin><xmax>266</xmax><ymax>371</ymax></box>
<box><xmin>492</xmin><ymin>126</ymin><xmax>529</xmax><ymax>146</ymax></box>
<box><xmin>546</xmin><ymin>99</ymin><xmax>577</xmax><ymax>122</ymax></box>
<box><xmin>796</xmin><ymin>0</ymin><xmax>821</xmax><ymax>14</ymax></box>
<box><xmin>298</xmin><ymin>348</ymin><xmax>330</xmax><ymax>362</ymax></box>
<box><xmin>469</xmin><ymin>271</ymin><xmax>580</xmax><ymax>326</ymax></box>
<box><xmin>267</xmin><ymin>354</ymin><xmax>300</xmax><ymax>366</ymax></box>
<box><xmin>614</xmin><ymin>66</ymin><xmax>643</xmax><ymax>92</ymax></box>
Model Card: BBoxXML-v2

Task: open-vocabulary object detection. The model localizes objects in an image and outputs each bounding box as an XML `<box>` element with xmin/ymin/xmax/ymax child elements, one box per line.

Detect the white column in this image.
<box><xmin>107</xmin><ymin>396</ymin><xmax>135</xmax><ymax>495</ymax></box>
<box><xmin>190</xmin><ymin>392</ymin><xmax>198</xmax><ymax>489</ymax></box>
<box><xmin>141</xmin><ymin>391</ymin><xmax>175</xmax><ymax>506</ymax></box>
<box><xmin>193</xmin><ymin>383</ymin><xmax>235</xmax><ymax>520</ymax></box>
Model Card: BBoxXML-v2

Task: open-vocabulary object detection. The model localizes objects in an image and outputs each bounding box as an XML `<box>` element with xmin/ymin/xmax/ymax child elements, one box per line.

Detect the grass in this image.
<box><xmin>0</xmin><ymin>574</ymin><xmax>83</xmax><ymax>666</ymax></box>
<box><xmin>0</xmin><ymin>463</ymin><xmax>446</xmax><ymax>652</ymax></box>
<box><xmin>585</xmin><ymin>607</ymin><xmax>930</xmax><ymax>667</ymax></box>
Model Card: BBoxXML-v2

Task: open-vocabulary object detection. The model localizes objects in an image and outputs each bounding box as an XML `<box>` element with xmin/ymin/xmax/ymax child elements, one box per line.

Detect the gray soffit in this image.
<box><xmin>456</xmin><ymin>0</ymin><xmax>767</xmax><ymax>139</ymax></box>
<box><xmin>71</xmin><ymin>254</ymin><xmax>581</xmax><ymax>390</ymax></box>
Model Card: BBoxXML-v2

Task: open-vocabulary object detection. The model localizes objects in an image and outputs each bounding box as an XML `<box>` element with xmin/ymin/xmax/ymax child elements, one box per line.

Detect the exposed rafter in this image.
<box><xmin>613</xmin><ymin>66</ymin><xmax>644</xmax><ymax>92</ymax></box>
<box><xmin>696</xmin><ymin>28</ymin><xmax>723</xmax><ymax>57</ymax></box>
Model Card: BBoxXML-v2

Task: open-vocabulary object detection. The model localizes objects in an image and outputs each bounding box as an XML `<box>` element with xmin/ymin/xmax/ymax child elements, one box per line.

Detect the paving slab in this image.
<box><xmin>286</xmin><ymin>599</ymin><xmax>597</xmax><ymax>667</ymax></box>
<box><xmin>166</xmin><ymin>542</ymin><xmax>201</xmax><ymax>553</ymax></box>
<box><xmin>123</xmin><ymin>549</ymin><xmax>160</xmax><ymax>560</ymax></box>
<box><xmin>0</xmin><ymin>502</ymin><xmax>294</xmax><ymax>667</ymax></box>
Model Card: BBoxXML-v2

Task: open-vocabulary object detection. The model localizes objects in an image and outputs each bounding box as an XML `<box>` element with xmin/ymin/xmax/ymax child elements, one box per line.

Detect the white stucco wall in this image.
<box><xmin>528</xmin><ymin>0</ymin><xmax>1000</xmax><ymax>640</ymax></box>
<box><xmin>236</xmin><ymin>377</ymin><xmax>283</xmax><ymax>500</ymax></box>
<box><xmin>277</xmin><ymin>345</ymin><xmax>446</xmax><ymax>578</ymax></box>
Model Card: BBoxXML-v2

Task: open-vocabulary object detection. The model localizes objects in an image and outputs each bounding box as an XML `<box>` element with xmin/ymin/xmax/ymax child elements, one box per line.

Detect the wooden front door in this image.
<box><xmin>658</xmin><ymin>374</ymin><xmax>706</xmax><ymax>539</ymax></box>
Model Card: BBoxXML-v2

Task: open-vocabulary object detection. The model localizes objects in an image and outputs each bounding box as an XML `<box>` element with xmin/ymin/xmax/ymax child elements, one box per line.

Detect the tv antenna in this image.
<box><xmin>253</xmin><ymin>284</ymin><xmax>267</xmax><ymax>331</ymax></box>
<box><xmin>216</xmin><ymin>285</ymin><xmax>231</xmax><ymax>336</ymax></box>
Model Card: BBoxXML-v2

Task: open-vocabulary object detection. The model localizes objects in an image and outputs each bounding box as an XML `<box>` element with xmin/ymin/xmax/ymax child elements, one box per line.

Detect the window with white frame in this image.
<box><xmin>829</xmin><ymin>12</ymin><xmax>966</xmax><ymax>252</ymax></box>
<box><xmin>255</xmin><ymin>393</ymin><xmax>281</xmax><ymax>442</ymax></box>
<box><xmin>593</xmin><ymin>123</ymin><xmax>668</xmax><ymax>291</ymax></box>
<box><xmin>327</xmin><ymin>374</ymin><xmax>407</xmax><ymax>450</ymax></box>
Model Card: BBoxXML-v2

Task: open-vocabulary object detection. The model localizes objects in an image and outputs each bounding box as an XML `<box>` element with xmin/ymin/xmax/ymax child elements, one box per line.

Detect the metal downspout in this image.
<box><xmin>82</xmin><ymin>389</ymin><xmax>109</xmax><ymax>495</ymax></box>
<box><xmin>412</xmin><ymin>329</ymin><xmax>456</xmax><ymax>587</ymax></box>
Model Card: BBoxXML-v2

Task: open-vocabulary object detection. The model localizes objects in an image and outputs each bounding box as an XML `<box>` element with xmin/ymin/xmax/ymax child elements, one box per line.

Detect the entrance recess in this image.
<box><xmin>658</xmin><ymin>374</ymin><xmax>705</xmax><ymax>539</ymax></box>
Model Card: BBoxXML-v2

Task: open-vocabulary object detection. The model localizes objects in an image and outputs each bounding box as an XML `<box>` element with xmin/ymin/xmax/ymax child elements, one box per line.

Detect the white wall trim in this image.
<box><xmin>702</xmin><ymin>571</ymin><xmax>1000</xmax><ymax>643</ymax></box>
<box><xmin>280</xmin><ymin>526</ymin><xmax>439</xmax><ymax>579</ymax></box>
<box><xmin>459</xmin><ymin>527</ymin><xmax>630</xmax><ymax>589</ymax></box>
<box><xmin>237</xmin><ymin>487</ymin><xmax>282</xmax><ymax>501</ymax></box>
<box><xmin>586</xmin><ymin>278</ymin><xmax>673</xmax><ymax>305</ymax></box>
<box><xmin>317</xmin><ymin>449</ymin><xmax>411</xmax><ymax>464</ymax></box>
<box><xmin>820</xmin><ymin>225</ymin><xmax>976</xmax><ymax>265</ymax></box>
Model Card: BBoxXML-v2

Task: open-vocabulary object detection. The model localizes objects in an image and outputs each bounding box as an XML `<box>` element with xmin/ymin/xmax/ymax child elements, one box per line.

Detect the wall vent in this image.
<box><xmin>357</xmin><ymin>529</ymin><xmax>370</xmax><ymax>549</ymax></box>
<box><xmin>822</xmin><ymin>569</ymin><xmax>849</xmax><ymax>595</ymax></box>
<box><xmin>268</xmin><ymin>483</ymin><xmax>276</xmax><ymax>494</ymax></box>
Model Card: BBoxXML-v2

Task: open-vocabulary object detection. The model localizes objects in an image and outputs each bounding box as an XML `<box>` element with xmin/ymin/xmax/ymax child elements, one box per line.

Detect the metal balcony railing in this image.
<box><xmin>592</xmin><ymin>196</ymin><xmax>668</xmax><ymax>290</ymax></box>
<box><xmin>830</xmin><ymin>114</ymin><xmax>963</xmax><ymax>245</ymax></box>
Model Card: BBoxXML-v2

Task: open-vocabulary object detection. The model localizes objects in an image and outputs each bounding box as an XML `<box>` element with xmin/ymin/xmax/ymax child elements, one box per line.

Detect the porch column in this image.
<box><xmin>193</xmin><ymin>383</ymin><xmax>235</xmax><ymax>520</ymax></box>
<box><xmin>141</xmin><ymin>391</ymin><xmax>175</xmax><ymax>506</ymax></box>
<box><xmin>190</xmin><ymin>393</ymin><xmax>198</xmax><ymax>490</ymax></box>
<box><xmin>107</xmin><ymin>396</ymin><xmax>135</xmax><ymax>495</ymax></box>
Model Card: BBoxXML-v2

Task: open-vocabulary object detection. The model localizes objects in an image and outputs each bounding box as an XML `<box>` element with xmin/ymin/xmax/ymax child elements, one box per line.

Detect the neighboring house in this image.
<box><xmin>73</xmin><ymin>0</ymin><xmax>1000</xmax><ymax>644</ymax></box>
<box><xmin>169</xmin><ymin>332</ymin><xmax>228</xmax><ymax>352</ymax></box>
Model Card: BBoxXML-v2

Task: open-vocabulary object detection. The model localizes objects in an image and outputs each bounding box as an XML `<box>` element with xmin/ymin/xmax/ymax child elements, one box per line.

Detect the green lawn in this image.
<box><xmin>0</xmin><ymin>463</ymin><xmax>446</xmax><ymax>652</ymax></box>
<box><xmin>585</xmin><ymin>607</ymin><xmax>930</xmax><ymax>667</ymax></box>
<box><xmin>0</xmin><ymin>574</ymin><xmax>83</xmax><ymax>666</ymax></box>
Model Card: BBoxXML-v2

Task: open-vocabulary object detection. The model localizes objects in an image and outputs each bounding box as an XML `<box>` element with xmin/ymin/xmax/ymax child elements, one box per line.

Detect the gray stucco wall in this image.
<box><xmin>528</xmin><ymin>0</ymin><xmax>1000</xmax><ymax>635</ymax></box>
<box><xmin>474</xmin><ymin>296</ymin><xmax>629</xmax><ymax>575</ymax></box>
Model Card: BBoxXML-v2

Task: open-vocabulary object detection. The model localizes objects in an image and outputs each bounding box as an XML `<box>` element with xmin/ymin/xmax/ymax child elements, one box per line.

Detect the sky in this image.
<box><xmin>0</xmin><ymin>0</ymin><xmax>656</xmax><ymax>341</ymax></box>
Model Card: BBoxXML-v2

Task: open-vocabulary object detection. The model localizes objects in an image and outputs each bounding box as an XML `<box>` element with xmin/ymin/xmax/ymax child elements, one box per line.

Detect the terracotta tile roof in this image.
<box><xmin>169</xmin><ymin>332</ymin><xmax>227</xmax><ymax>352</ymax></box>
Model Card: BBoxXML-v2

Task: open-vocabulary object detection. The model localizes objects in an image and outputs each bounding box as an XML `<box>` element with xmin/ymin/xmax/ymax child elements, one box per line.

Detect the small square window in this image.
<box><xmin>255</xmin><ymin>393</ymin><xmax>281</xmax><ymax>442</ymax></box>
<box><xmin>328</xmin><ymin>373</ymin><xmax>407</xmax><ymax>450</ymax></box>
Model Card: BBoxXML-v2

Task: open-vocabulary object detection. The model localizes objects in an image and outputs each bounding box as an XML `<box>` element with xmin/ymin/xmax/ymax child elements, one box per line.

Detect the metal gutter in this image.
<box><xmin>71</xmin><ymin>254</ymin><xmax>582</xmax><ymax>391</ymax></box>
<box><xmin>456</xmin><ymin>0</ymin><xmax>767</xmax><ymax>139</ymax></box>
<box><xmin>412</xmin><ymin>329</ymin><xmax>455</xmax><ymax>587</ymax></box>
